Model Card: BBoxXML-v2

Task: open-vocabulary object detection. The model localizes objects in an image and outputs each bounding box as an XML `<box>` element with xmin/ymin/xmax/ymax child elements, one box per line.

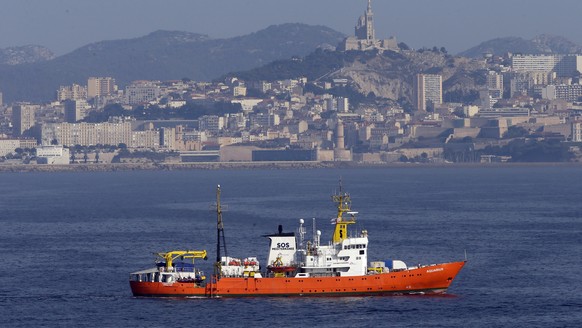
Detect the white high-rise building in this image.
<box><xmin>511</xmin><ymin>55</ymin><xmax>582</xmax><ymax>77</ymax></box>
<box><xmin>415</xmin><ymin>74</ymin><xmax>442</xmax><ymax>111</ymax></box>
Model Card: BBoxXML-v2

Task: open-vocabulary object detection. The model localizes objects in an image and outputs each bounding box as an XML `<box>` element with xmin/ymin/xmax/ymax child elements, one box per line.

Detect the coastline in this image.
<box><xmin>1</xmin><ymin>161</ymin><xmax>581</xmax><ymax>173</ymax></box>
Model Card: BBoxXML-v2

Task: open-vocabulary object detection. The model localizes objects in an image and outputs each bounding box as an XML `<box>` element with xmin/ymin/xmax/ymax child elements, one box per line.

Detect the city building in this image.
<box><xmin>40</xmin><ymin>122</ymin><xmax>133</xmax><ymax>147</ymax></box>
<box><xmin>572</xmin><ymin>121</ymin><xmax>582</xmax><ymax>142</ymax></box>
<box><xmin>509</xmin><ymin>71</ymin><xmax>556</xmax><ymax>97</ymax></box>
<box><xmin>160</xmin><ymin>127</ymin><xmax>176</xmax><ymax>150</ymax></box>
<box><xmin>249</xmin><ymin>111</ymin><xmax>280</xmax><ymax>129</ymax></box>
<box><xmin>88</xmin><ymin>77</ymin><xmax>117</xmax><ymax>98</ymax></box>
<box><xmin>337</xmin><ymin>97</ymin><xmax>350</xmax><ymax>113</ymax></box>
<box><xmin>338</xmin><ymin>0</ymin><xmax>398</xmax><ymax>52</ymax></box>
<box><xmin>12</xmin><ymin>103</ymin><xmax>39</xmax><ymax>136</ymax></box>
<box><xmin>233</xmin><ymin>86</ymin><xmax>247</xmax><ymax>97</ymax></box>
<box><xmin>486</xmin><ymin>71</ymin><xmax>504</xmax><ymax>91</ymax></box>
<box><xmin>198</xmin><ymin>115</ymin><xmax>225</xmax><ymax>135</ymax></box>
<box><xmin>19</xmin><ymin>138</ymin><xmax>37</xmax><ymax>149</ymax></box>
<box><xmin>0</xmin><ymin>138</ymin><xmax>38</xmax><ymax>156</ymax></box>
<box><xmin>0</xmin><ymin>91</ymin><xmax>3</xmax><ymax>107</ymax></box>
<box><xmin>511</xmin><ymin>55</ymin><xmax>582</xmax><ymax>77</ymax></box>
<box><xmin>480</xmin><ymin>89</ymin><xmax>503</xmax><ymax>109</ymax></box>
<box><xmin>64</xmin><ymin>99</ymin><xmax>91</xmax><ymax>123</ymax></box>
<box><xmin>131</xmin><ymin>130</ymin><xmax>160</xmax><ymax>149</ymax></box>
<box><xmin>57</xmin><ymin>84</ymin><xmax>88</xmax><ymax>101</ymax></box>
<box><xmin>36</xmin><ymin>145</ymin><xmax>70</xmax><ymax>164</ymax></box>
<box><xmin>125</xmin><ymin>81</ymin><xmax>161</xmax><ymax>105</ymax></box>
<box><xmin>542</xmin><ymin>84</ymin><xmax>582</xmax><ymax>102</ymax></box>
<box><xmin>0</xmin><ymin>139</ymin><xmax>20</xmax><ymax>156</ymax></box>
<box><xmin>414</xmin><ymin>74</ymin><xmax>442</xmax><ymax>111</ymax></box>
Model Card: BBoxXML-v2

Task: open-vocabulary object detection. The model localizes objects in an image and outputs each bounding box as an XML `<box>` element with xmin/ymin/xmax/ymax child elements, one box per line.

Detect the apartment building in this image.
<box><xmin>12</xmin><ymin>103</ymin><xmax>39</xmax><ymax>136</ymax></box>
<box><xmin>415</xmin><ymin>74</ymin><xmax>442</xmax><ymax>111</ymax></box>
<box><xmin>88</xmin><ymin>77</ymin><xmax>117</xmax><ymax>98</ymax></box>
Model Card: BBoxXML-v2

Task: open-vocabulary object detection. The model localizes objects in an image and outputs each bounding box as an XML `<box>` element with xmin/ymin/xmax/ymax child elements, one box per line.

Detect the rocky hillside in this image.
<box><xmin>0</xmin><ymin>24</ymin><xmax>345</xmax><ymax>103</ymax></box>
<box><xmin>459</xmin><ymin>34</ymin><xmax>582</xmax><ymax>58</ymax></box>
<box><xmin>233</xmin><ymin>49</ymin><xmax>487</xmax><ymax>106</ymax></box>
<box><xmin>333</xmin><ymin>51</ymin><xmax>484</xmax><ymax>103</ymax></box>
<box><xmin>0</xmin><ymin>45</ymin><xmax>55</xmax><ymax>65</ymax></box>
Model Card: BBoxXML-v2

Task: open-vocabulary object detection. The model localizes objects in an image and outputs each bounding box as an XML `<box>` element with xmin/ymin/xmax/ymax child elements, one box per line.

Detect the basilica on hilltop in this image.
<box><xmin>338</xmin><ymin>0</ymin><xmax>399</xmax><ymax>52</ymax></box>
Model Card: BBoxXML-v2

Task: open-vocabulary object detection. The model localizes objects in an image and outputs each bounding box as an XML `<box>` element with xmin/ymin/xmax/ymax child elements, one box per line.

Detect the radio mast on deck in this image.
<box><xmin>215</xmin><ymin>185</ymin><xmax>228</xmax><ymax>277</ymax></box>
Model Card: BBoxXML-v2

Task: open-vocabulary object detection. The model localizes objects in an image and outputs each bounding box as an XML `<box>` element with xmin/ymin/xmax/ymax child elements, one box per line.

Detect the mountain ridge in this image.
<box><xmin>459</xmin><ymin>34</ymin><xmax>582</xmax><ymax>58</ymax></box>
<box><xmin>0</xmin><ymin>24</ymin><xmax>344</xmax><ymax>103</ymax></box>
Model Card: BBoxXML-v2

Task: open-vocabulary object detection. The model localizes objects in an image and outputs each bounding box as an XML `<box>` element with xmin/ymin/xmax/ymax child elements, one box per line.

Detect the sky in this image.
<box><xmin>1</xmin><ymin>0</ymin><xmax>582</xmax><ymax>56</ymax></box>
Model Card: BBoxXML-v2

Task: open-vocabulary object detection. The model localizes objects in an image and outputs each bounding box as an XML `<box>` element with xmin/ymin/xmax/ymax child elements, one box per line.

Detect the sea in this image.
<box><xmin>0</xmin><ymin>167</ymin><xmax>580</xmax><ymax>327</ymax></box>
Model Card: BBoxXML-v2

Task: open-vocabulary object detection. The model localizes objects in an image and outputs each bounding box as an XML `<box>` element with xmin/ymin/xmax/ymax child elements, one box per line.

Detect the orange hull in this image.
<box><xmin>130</xmin><ymin>261</ymin><xmax>465</xmax><ymax>297</ymax></box>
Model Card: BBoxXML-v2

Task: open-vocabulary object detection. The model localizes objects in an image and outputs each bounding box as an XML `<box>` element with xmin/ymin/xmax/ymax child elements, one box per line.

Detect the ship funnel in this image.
<box><xmin>266</xmin><ymin>228</ymin><xmax>297</xmax><ymax>268</ymax></box>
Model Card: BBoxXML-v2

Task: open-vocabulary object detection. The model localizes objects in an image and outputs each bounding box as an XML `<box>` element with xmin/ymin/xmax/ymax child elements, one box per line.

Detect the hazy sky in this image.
<box><xmin>2</xmin><ymin>0</ymin><xmax>582</xmax><ymax>55</ymax></box>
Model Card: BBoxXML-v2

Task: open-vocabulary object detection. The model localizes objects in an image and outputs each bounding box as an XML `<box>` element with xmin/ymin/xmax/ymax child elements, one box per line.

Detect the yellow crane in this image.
<box><xmin>157</xmin><ymin>250</ymin><xmax>208</xmax><ymax>270</ymax></box>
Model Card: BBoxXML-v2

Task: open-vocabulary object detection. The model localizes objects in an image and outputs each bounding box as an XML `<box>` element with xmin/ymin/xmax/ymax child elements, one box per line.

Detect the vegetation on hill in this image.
<box><xmin>83</xmin><ymin>101</ymin><xmax>242</xmax><ymax>123</ymax></box>
<box><xmin>230</xmin><ymin>49</ymin><xmax>365</xmax><ymax>81</ymax></box>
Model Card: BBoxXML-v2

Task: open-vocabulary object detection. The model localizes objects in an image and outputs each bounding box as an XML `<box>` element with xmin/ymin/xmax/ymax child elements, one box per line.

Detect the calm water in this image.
<box><xmin>0</xmin><ymin>167</ymin><xmax>580</xmax><ymax>327</ymax></box>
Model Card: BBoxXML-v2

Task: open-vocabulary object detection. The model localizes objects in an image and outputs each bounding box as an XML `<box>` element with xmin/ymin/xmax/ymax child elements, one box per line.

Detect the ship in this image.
<box><xmin>130</xmin><ymin>184</ymin><xmax>466</xmax><ymax>297</ymax></box>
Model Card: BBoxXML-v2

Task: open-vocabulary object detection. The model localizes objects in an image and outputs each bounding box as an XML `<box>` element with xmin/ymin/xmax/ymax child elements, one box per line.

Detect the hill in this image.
<box><xmin>0</xmin><ymin>24</ymin><xmax>344</xmax><ymax>103</ymax></box>
<box><xmin>231</xmin><ymin>48</ymin><xmax>486</xmax><ymax>106</ymax></box>
<box><xmin>459</xmin><ymin>34</ymin><xmax>582</xmax><ymax>58</ymax></box>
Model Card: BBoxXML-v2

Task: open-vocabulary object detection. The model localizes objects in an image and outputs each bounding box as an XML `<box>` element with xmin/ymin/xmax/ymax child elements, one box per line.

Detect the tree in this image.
<box><xmin>503</xmin><ymin>126</ymin><xmax>529</xmax><ymax>139</ymax></box>
<box><xmin>397</xmin><ymin>42</ymin><xmax>410</xmax><ymax>50</ymax></box>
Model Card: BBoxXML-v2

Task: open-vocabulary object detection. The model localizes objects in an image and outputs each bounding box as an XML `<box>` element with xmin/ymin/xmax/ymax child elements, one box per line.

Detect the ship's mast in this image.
<box><xmin>215</xmin><ymin>185</ymin><xmax>227</xmax><ymax>277</ymax></box>
<box><xmin>331</xmin><ymin>179</ymin><xmax>356</xmax><ymax>244</ymax></box>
